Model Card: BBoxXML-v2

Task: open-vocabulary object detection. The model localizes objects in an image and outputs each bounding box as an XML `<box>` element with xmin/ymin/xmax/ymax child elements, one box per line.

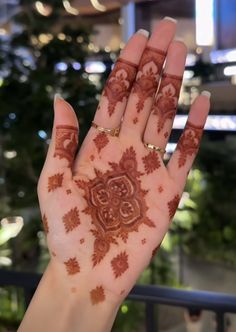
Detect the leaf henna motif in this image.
<box><xmin>54</xmin><ymin>125</ymin><xmax>78</xmax><ymax>166</ymax></box>
<box><xmin>90</xmin><ymin>286</ymin><xmax>106</xmax><ymax>305</ymax></box>
<box><xmin>75</xmin><ymin>147</ymin><xmax>155</xmax><ymax>266</ymax></box>
<box><xmin>111</xmin><ymin>251</ymin><xmax>129</xmax><ymax>278</ymax></box>
<box><xmin>142</xmin><ymin>151</ymin><xmax>161</xmax><ymax>174</ymax></box>
<box><xmin>42</xmin><ymin>214</ymin><xmax>49</xmax><ymax>234</ymax></box>
<box><xmin>103</xmin><ymin>58</ymin><xmax>138</xmax><ymax>116</ymax></box>
<box><xmin>176</xmin><ymin>122</ymin><xmax>204</xmax><ymax>168</ymax></box>
<box><xmin>63</xmin><ymin>207</ymin><xmax>80</xmax><ymax>233</ymax></box>
<box><xmin>132</xmin><ymin>47</ymin><xmax>166</xmax><ymax>113</ymax></box>
<box><xmin>64</xmin><ymin>257</ymin><xmax>80</xmax><ymax>275</ymax></box>
<box><xmin>152</xmin><ymin>74</ymin><xmax>182</xmax><ymax>134</ymax></box>
<box><xmin>93</xmin><ymin>132</ymin><xmax>109</xmax><ymax>153</ymax></box>
<box><xmin>168</xmin><ymin>194</ymin><xmax>180</xmax><ymax>219</ymax></box>
<box><xmin>48</xmin><ymin>173</ymin><xmax>64</xmax><ymax>192</ymax></box>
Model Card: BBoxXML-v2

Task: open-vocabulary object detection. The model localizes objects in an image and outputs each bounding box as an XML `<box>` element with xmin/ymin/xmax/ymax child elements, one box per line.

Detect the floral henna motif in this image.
<box><xmin>132</xmin><ymin>47</ymin><xmax>166</xmax><ymax>113</ymax></box>
<box><xmin>142</xmin><ymin>151</ymin><xmax>161</xmax><ymax>174</ymax></box>
<box><xmin>48</xmin><ymin>173</ymin><xmax>64</xmax><ymax>192</ymax></box>
<box><xmin>42</xmin><ymin>214</ymin><xmax>49</xmax><ymax>234</ymax></box>
<box><xmin>177</xmin><ymin>122</ymin><xmax>204</xmax><ymax>168</ymax></box>
<box><xmin>63</xmin><ymin>207</ymin><xmax>80</xmax><ymax>233</ymax></box>
<box><xmin>168</xmin><ymin>194</ymin><xmax>180</xmax><ymax>219</ymax></box>
<box><xmin>111</xmin><ymin>251</ymin><xmax>129</xmax><ymax>278</ymax></box>
<box><xmin>158</xmin><ymin>186</ymin><xmax>163</xmax><ymax>193</ymax></box>
<box><xmin>93</xmin><ymin>132</ymin><xmax>109</xmax><ymax>153</ymax></box>
<box><xmin>152</xmin><ymin>74</ymin><xmax>182</xmax><ymax>134</ymax></box>
<box><xmin>90</xmin><ymin>286</ymin><xmax>105</xmax><ymax>305</ymax></box>
<box><xmin>64</xmin><ymin>257</ymin><xmax>80</xmax><ymax>275</ymax></box>
<box><xmin>141</xmin><ymin>238</ymin><xmax>147</xmax><ymax>245</ymax></box>
<box><xmin>76</xmin><ymin>147</ymin><xmax>155</xmax><ymax>266</ymax></box>
<box><xmin>151</xmin><ymin>244</ymin><xmax>160</xmax><ymax>258</ymax></box>
<box><xmin>103</xmin><ymin>58</ymin><xmax>137</xmax><ymax>116</ymax></box>
<box><xmin>54</xmin><ymin>125</ymin><xmax>78</xmax><ymax>165</ymax></box>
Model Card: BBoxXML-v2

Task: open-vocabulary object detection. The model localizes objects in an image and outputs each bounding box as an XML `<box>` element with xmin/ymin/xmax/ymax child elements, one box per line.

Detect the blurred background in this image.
<box><xmin>0</xmin><ymin>0</ymin><xmax>236</xmax><ymax>331</ymax></box>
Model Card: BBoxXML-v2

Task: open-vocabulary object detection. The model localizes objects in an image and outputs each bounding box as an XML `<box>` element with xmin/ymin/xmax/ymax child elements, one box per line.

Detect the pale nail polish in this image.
<box><xmin>137</xmin><ymin>29</ymin><xmax>149</xmax><ymax>38</ymax></box>
<box><xmin>164</xmin><ymin>16</ymin><xmax>178</xmax><ymax>24</ymax></box>
<box><xmin>201</xmin><ymin>90</ymin><xmax>211</xmax><ymax>98</ymax></box>
<box><xmin>54</xmin><ymin>93</ymin><xmax>63</xmax><ymax>103</ymax></box>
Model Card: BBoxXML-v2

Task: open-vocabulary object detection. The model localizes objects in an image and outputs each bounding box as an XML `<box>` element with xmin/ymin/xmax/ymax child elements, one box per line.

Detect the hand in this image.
<box><xmin>38</xmin><ymin>19</ymin><xmax>210</xmax><ymax>309</ymax></box>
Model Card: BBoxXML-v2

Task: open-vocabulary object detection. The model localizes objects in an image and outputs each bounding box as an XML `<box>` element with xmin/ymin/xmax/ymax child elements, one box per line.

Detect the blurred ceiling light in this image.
<box><xmin>85</xmin><ymin>61</ymin><xmax>106</xmax><ymax>73</ymax></box>
<box><xmin>173</xmin><ymin>115</ymin><xmax>236</xmax><ymax>131</ymax></box>
<box><xmin>90</xmin><ymin>0</ymin><xmax>106</xmax><ymax>12</ymax></box>
<box><xmin>186</xmin><ymin>54</ymin><xmax>197</xmax><ymax>66</ymax></box>
<box><xmin>35</xmin><ymin>1</ymin><xmax>52</xmax><ymax>16</ymax></box>
<box><xmin>183</xmin><ymin>70</ymin><xmax>194</xmax><ymax>80</ymax></box>
<box><xmin>62</xmin><ymin>0</ymin><xmax>79</xmax><ymax>15</ymax></box>
<box><xmin>4</xmin><ymin>150</ymin><xmax>17</xmax><ymax>159</ymax></box>
<box><xmin>195</xmin><ymin>0</ymin><xmax>214</xmax><ymax>46</ymax></box>
<box><xmin>224</xmin><ymin>65</ymin><xmax>236</xmax><ymax>76</ymax></box>
<box><xmin>210</xmin><ymin>49</ymin><xmax>236</xmax><ymax>63</ymax></box>
<box><xmin>0</xmin><ymin>28</ymin><xmax>7</xmax><ymax>35</ymax></box>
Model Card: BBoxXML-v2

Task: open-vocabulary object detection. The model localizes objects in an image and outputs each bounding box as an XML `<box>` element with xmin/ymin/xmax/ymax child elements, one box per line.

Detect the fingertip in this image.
<box><xmin>189</xmin><ymin>93</ymin><xmax>211</xmax><ymax>125</ymax></box>
<box><xmin>54</xmin><ymin>94</ymin><xmax>79</xmax><ymax>128</ymax></box>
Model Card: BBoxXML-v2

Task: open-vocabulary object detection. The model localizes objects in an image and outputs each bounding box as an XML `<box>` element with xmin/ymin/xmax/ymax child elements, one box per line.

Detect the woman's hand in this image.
<box><xmin>19</xmin><ymin>18</ymin><xmax>210</xmax><ymax>332</ymax></box>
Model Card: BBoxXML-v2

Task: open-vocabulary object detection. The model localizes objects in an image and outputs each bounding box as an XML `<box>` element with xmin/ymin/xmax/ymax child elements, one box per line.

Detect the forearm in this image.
<box><xmin>18</xmin><ymin>261</ymin><xmax>120</xmax><ymax>332</ymax></box>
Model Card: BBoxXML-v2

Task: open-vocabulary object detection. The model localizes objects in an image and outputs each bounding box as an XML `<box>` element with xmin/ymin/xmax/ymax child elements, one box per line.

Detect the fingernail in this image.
<box><xmin>201</xmin><ymin>90</ymin><xmax>211</xmax><ymax>99</ymax></box>
<box><xmin>174</xmin><ymin>37</ymin><xmax>185</xmax><ymax>42</ymax></box>
<box><xmin>137</xmin><ymin>29</ymin><xmax>149</xmax><ymax>38</ymax></box>
<box><xmin>54</xmin><ymin>93</ymin><xmax>64</xmax><ymax>103</ymax></box>
<box><xmin>164</xmin><ymin>16</ymin><xmax>178</xmax><ymax>24</ymax></box>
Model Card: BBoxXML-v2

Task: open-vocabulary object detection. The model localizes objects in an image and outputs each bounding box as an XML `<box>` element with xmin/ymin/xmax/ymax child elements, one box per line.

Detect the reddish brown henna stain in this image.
<box><xmin>51</xmin><ymin>251</ymin><xmax>56</xmax><ymax>257</ymax></box>
<box><xmin>63</xmin><ymin>207</ymin><xmax>80</xmax><ymax>233</ymax></box>
<box><xmin>42</xmin><ymin>214</ymin><xmax>49</xmax><ymax>234</ymax></box>
<box><xmin>168</xmin><ymin>194</ymin><xmax>180</xmax><ymax>219</ymax></box>
<box><xmin>164</xmin><ymin>131</ymin><xmax>169</xmax><ymax>139</ymax></box>
<box><xmin>54</xmin><ymin>125</ymin><xmax>78</xmax><ymax>165</ymax></box>
<box><xmin>151</xmin><ymin>244</ymin><xmax>160</xmax><ymax>258</ymax></box>
<box><xmin>90</xmin><ymin>286</ymin><xmax>106</xmax><ymax>305</ymax></box>
<box><xmin>111</xmin><ymin>251</ymin><xmax>129</xmax><ymax>278</ymax></box>
<box><xmin>64</xmin><ymin>257</ymin><xmax>80</xmax><ymax>275</ymax></box>
<box><xmin>141</xmin><ymin>238</ymin><xmax>147</xmax><ymax>245</ymax></box>
<box><xmin>177</xmin><ymin>122</ymin><xmax>204</xmax><ymax>168</ymax></box>
<box><xmin>93</xmin><ymin>132</ymin><xmax>109</xmax><ymax>153</ymax></box>
<box><xmin>133</xmin><ymin>117</ymin><xmax>138</xmax><ymax>124</ymax></box>
<box><xmin>90</xmin><ymin>154</ymin><xmax>95</xmax><ymax>161</ymax></box>
<box><xmin>142</xmin><ymin>151</ymin><xmax>161</xmax><ymax>174</ymax></box>
<box><xmin>76</xmin><ymin>147</ymin><xmax>155</xmax><ymax>266</ymax></box>
<box><xmin>66</xmin><ymin>189</ymin><xmax>72</xmax><ymax>195</ymax></box>
<box><xmin>103</xmin><ymin>59</ymin><xmax>137</xmax><ymax>116</ymax></box>
<box><xmin>48</xmin><ymin>173</ymin><xmax>64</xmax><ymax>192</ymax></box>
<box><xmin>158</xmin><ymin>186</ymin><xmax>163</xmax><ymax>193</ymax></box>
<box><xmin>80</xmin><ymin>238</ymin><xmax>85</xmax><ymax>244</ymax></box>
<box><xmin>152</xmin><ymin>74</ymin><xmax>182</xmax><ymax>133</ymax></box>
<box><xmin>132</xmin><ymin>47</ymin><xmax>166</xmax><ymax>113</ymax></box>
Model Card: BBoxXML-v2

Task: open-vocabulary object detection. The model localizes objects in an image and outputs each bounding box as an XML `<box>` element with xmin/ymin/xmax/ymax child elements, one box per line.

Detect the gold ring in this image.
<box><xmin>144</xmin><ymin>142</ymin><xmax>166</xmax><ymax>157</ymax></box>
<box><xmin>92</xmin><ymin>121</ymin><xmax>120</xmax><ymax>137</ymax></box>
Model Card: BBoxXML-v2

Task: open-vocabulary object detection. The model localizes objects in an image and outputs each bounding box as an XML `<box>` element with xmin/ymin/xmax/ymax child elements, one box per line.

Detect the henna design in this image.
<box><xmin>120</xmin><ymin>290</ymin><xmax>125</xmax><ymax>295</ymax></box>
<box><xmin>76</xmin><ymin>147</ymin><xmax>155</xmax><ymax>266</ymax></box>
<box><xmin>48</xmin><ymin>173</ymin><xmax>64</xmax><ymax>192</ymax></box>
<box><xmin>152</xmin><ymin>74</ymin><xmax>182</xmax><ymax>133</ymax></box>
<box><xmin>64</xmin><ymin>257</ymin><xmax>80</xmax><ymax>275</ymax></box>
<box><xmin>133</xmin><ymin>117</ymin><xmax>138</xmax><ymax>124</ymax></box>
<box><xmin>66</xmin><ymin>189</ymin><xmax>72</xmax><ymax>195</ymax></box>
<box><xmin>141</xmin><ymin>238</ymin><xmax>147</xmax><ymax>245</ymax></box>
<box><xmin>54</xmin><ymin>125</ymin><xmax>78</xmax><ymax>165</ymax></box>
<box><xmin>151</xmin><ymin>244</ymin><xmax>160</xmax><ymax>258</ymax></box>
<box><xmin>103</xmin><ymin>58</ymin><xmax>137</xmax><ymax>116</ymax></box>
<box><xmin>111</xmin><ymin>251</ymin><xmax>129</xmax><ymax>278</ymax></box>
<box><xmin>42</xmin><ymin>214</ymin><xmax>49</xmax><ymax>234</ymax></box>
<box><xmin>168</xmin><ymin>194</ymin><xmax>180</xmax><ymax>219</ymax></box>
<box><xmin>90</xmin><ymin>286</ymin><xmax>105</xmax><ymax>305</ymax></box>
<box><xmin>177</xmin><ymin>122</ymin><xmax>204</xmax><ymax>168</ymax></box>
<box><xmin>80</xmin><ymin>238</ymin><xmax>85</xmax><ymax>244</ymax></box>
<box><xmin>93</xmin><ymin>132</ymin><xmax>109</xmax><ymax>153</ymax></box>
<box><xmin>158</xmin><ymin>186</ymin><xmax>163</xmax><ymax>193</ymax></box>
<box><xmin>164</xmin><ymin>132</ymin><xmax>169</xmax><ymax>139</ymax></box>
<box><xmin>132</xmin><ymin>47</ymin><xmax>166</xmax><ymax>113</ymax></box>
<box><xmin>51</xmin><ymin>251</ymin><xmax>56</xmax><ymax>257</ymax></box>
<box><xmin>142</xmin><ymin>151</ymin><xmax>161</xmax><ymax>174</ymax></box>
<box><xmin>63</xmin><ymin>207</ymin><xmax>80</xmax><ymax>233</ymax></box>
<box><xmin>90</xmin><ymin>154</ymin><xmax>95</xmax><ymax>161</ymax></box>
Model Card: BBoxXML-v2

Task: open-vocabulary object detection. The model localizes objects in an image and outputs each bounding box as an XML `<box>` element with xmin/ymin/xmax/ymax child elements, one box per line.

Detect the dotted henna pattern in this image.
<box><xmin>54</xmin><ymin>125</ymin><xmax>78</xmax><ymax>166</ymax></box>
<box><xmin>168</xmin><ymin>194</ymin><xmax>180</xmax><ymax>219</ymax></box>
<box><xmin>158</xmin><ymin>186</ymin><xmax>163</xmax><ymax>193</ymax></box>
<box><xmin>64</xmin><ymin>257</ymin><xmax>80</xmax><ymax>275</ymax></box>
<box><xmin>176</xmin><ymin>122</ymin><xmax>204</xmax><ymax>168</ymax></box>
<box><xmin>142</xmin><ymin>151</ymin><xmax>161</xmax><ymax>174</ymax></box>
<box><xmin>66</xmin><ymin>189</ymin><xmax>72</xmax><ymax>195</ymax></box>
<box><xmin>103</xmin><ymin>58</ymin><xmax>138</xmax><ymax>116</ymax></box>
<box><xmin>132</xmin><ymin>47</ymin><xmax>166</xmax><ymax>113</ymax></box>
<box><xmin>93</xmin><ymin>132</ymin><xmax>109</xmax><ymax>153</ymax></box>
<box><xmin>80</xmin><ymin>238</ymin><xmax>85</xmax><ymax>244</ymax></box>
<box><xmin>90</xmin><ymin>286</ymin><xmax>105</xmax><ymax>305</ymax></box>
<box><xmin>42</xmin><ymin>214</ymin><xmax>49</xmax><ymax>234</ymax></box>
<box><xmin>48</xmin><ymin>173</ymin><xmax>64</xmax><ymax>192</ymax></box>
<box><xmin>151</xmin><ymin>244</ymin><xmax>160</xmax><ymax>258</ymax></box>
<box><xmin>63</xmin><ymin>207</ymin><xmax>80</xmax><ymax>233</ymax></box>
<box><xmin>111</xmin><ymin>251</ymin><xmax>129</xmax><ymax>278</ymax></box>
<box><xmin>152</xmin><ymin>74</ymin><xmax>182</xmax><ymax>134</ymax></box>
<box><xmin>76</xmin><ymin>147</ymin><xmax>155</xmax><ymax>266</ymax></box>
<box><xmin>141</xmin><ymin>238</ymin><xmax>147</xmax><ymax>245</ymax></box>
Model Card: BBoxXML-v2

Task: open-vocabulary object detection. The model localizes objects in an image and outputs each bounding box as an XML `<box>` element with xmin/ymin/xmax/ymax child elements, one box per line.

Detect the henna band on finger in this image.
<box><xmin>91</xmin><ymin>121</ymin><xmax>120</xmax><ymax>137</ymax></box>
<box><xmin>143</xmin><ymin>142</ymin><xmax>166</xmax><ymax>157</ymax></box>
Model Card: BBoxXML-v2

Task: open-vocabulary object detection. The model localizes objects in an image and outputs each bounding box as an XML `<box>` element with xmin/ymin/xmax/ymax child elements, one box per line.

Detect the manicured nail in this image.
<box><xmin>54</xmin><ymin>93</ymin><xmax>64</xmax><ymax>104</ymax></box>
<box><xmin>174</xmin><ymin>37</ymin><xmax>185</xmax><ymax>42</ymax></box>
<box><xmin>201</xmin><ymin>90</ymin><xmax>211</xmax><ymax>98</ymax></box>
<box><xmin>137</xmin><ymin>29</ymin><xmax>149</xmax><ymax>38</ymax></box>
<box><xmin>164</xmin><ymin>16</ymin><xmax>178</xmax><ymax>24</ymax></box>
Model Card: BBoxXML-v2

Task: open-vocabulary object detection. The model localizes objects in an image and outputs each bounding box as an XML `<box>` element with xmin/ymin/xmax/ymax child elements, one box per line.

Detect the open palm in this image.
<box><xmin>37</xmin><ymin>19</ymin><xmax>210</xmax><ymax>305</ymax></box>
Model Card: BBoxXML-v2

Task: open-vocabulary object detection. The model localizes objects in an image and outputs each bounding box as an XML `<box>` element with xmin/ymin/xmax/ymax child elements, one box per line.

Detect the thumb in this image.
<box><xmin>38</xmin><ymin>94</ymin><xmax>79</xmax><ymax>197</ymax></box>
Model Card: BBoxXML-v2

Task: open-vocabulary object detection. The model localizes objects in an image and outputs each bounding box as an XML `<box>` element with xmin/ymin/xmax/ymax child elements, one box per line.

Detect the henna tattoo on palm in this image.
<box><xmin>54</xmin><ymin>125</ymin><xmax>78</xmax><ymax>165</ymax></box>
